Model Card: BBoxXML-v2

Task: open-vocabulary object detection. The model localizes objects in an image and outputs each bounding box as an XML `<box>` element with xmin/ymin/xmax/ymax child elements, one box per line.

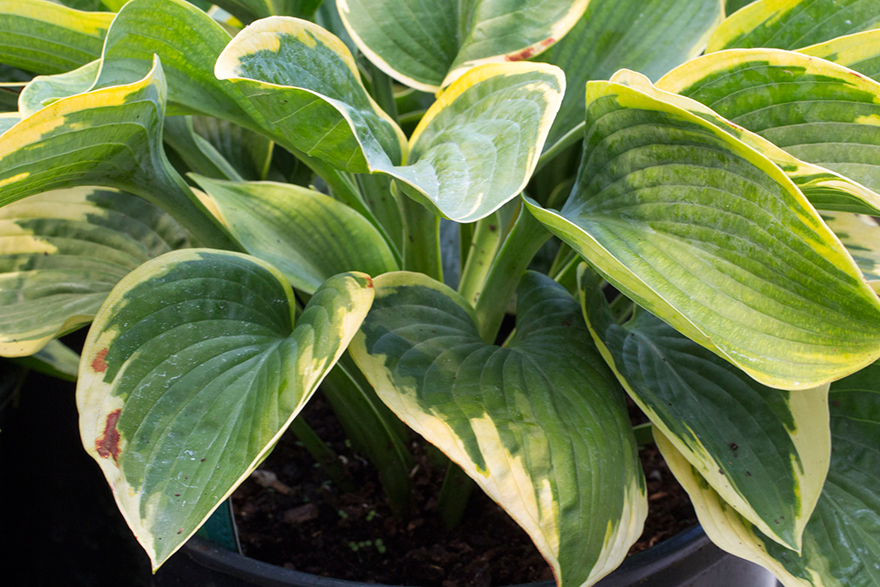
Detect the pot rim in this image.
<box><xmin>174</xmin><ymin>524</ymin><xmax>716</xmax><ymax>587</ymax></box>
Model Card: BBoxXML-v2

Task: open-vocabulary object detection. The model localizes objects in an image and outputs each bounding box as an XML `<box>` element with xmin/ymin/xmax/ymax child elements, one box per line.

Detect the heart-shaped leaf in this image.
<box><xmin>658</xmin><ymin>360</ymin><xmax>880</xmax><ymax>586</ymax></box>
<box><xmin>191</xmin><ymin>175</ymin><xmax>399</xmax><ymax>294</ymax></box>
<box><xmin>578</xmin><ymin>266</ymin><xmax>829</xmax><ymax>551</ymax></box>
<box><xmin>0</xmin><ymin>0</ymin><xmax>112</xmax><ymax>74</ymax></box>
<box><xmin>707</xmin><ymin>0</ymin><xmax>880</xmax><ymax>53</ymax></box>
<box><xmin>538</xmin><ymin>0</ymin><xmax>723</xmax><ymax>153</ymax></box>
<box><xmin>0</xmin><ymin>187</ymin><xmax>189</xmax><ymax>357</ymax></box>
<box><xmin>387</xmin><ymin>62</ymin><xmax>565</xmax><ymax>222</ymax></box>
<box><xmin>214</xmin><ymin>14</ymin><xmax>407</xmax><ymax>171</ymax></box>
<box><xmin>350</xmin><ymin>271</ymin><xmax>646</xmax><ymax>587</ymax></box>
<box><xmin>525</xmin><ymin>79</ymin><xmax>880</xmax><ymax>389</ymax></box>
<box><xmin>658</xmin><ymin>49</ymin><xmax>880</xmax><ymax>201</ymax></box>
<box><xmin>337</xmin><ymin>0</ymin><xmax>587</xmax><ymax>91</ymax></box>
<box><xmin>77</xmin><ymin>249</ymin><xmax>374</xmax><ymax>569</ymax></box>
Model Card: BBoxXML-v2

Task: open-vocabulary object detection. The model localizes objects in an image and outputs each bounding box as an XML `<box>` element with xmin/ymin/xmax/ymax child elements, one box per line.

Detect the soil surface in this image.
<box><xmin>232</xmin><ymin>395</ymin><xmax>697</xmax><ymax>586</ymax></box>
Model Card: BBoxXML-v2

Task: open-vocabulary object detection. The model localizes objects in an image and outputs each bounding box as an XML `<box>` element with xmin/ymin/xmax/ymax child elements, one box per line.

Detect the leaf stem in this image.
<box><xmin>436</xmin><ymin>462</ymin><xmax>476</xmax><ymax>530</ymax></box>
<box><xmin>400</xmin><ymin>191</ymin><xmax>443</xmax><ymax>281</ymax></box>
<box><xmin>474</xmin><ymin>202</ymin><xmax>551</xmax><ymax>343</ymax></box>
<box><xmin>458</xmin><ymin>213</ymin><xmax>505</xmax><ymax>306</ymax></box>
<box><xmin>289</xmin><ymin>417</ymin><xmax>356</xmax><ymax>494</ymax></box>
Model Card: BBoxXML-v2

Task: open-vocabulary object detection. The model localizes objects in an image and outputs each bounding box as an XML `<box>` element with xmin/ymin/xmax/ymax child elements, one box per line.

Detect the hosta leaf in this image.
<box><xmin>0</xmin><ymin>187</ymin><xmax>189</xmax><ymax>357</ymax></box>
<box><xmin>800</xmin><ymin>29</ymin><xmax>880</xmax><ymax>81</ymax></box>
<box><xmin>0</xmin><ymin>112</ymin><xmax>18</xmax><ymax>134</ymax></box>
<box><xmin>77</xmin><ymin>249</ymin><xmax>373</xmax><ymax>569</ymax></box>
<box><xmin>726</xmin><ymin>0</ymin><xmax>758</xmax><ymax>14</ymax></box>
<box><xmin>191</xmin><ymin>175</ymin><xmax>398</xmax><ymax>294</ymax></box>
<box><xmin>538</xmin><ymin>0</ymin><xmax>723</xmax><ymax>152</ymax></box>
<box><xmin>18</xmin><ymin>60</ymin><xmax>100</xmax><ymax>117</ymax></box>
<box><xmin>0</xmin><ymin>0</ymin><xmax>112</xmax><ymax>74</ymax></box>
<box><xmin>658</xmin><ymin>361</ymin><xmax>880</xmax><ymax>586</ymax></box>
<box><xmin>821</xmin><ymin>212</ymin><xmax>880</xmax><ymax>283</ymax></box>
<box><xmin>164</xmin><ymin>116</ymin><xmax>245</xmax><ymax>182</ymax></box>
<box><xmin>618</xmin><ymin>69</ymin><xmax>880</xmax><ymax>217</ymax></box>
<box><xmin>212</xmin><ymin>0</ymin><xmax>323</xmax><ymax>23</ymax></box>
<box><xmin>190</xmin><ymin>116</ymin><xmax>273</xmax><ymax>181</ymax></box>
<box><xmin>707</xmin><ymin>0</ymin><xmax>880</xmax><ymax>53</ymax></box>
<box><xmin>578</xmin><ymin>267</ymin><xmax>829</xmax><ymax>551</ymax></box>
<box><xmin>658</xmin><ymin>49</ymin><xmax>880</xmax><ymax>202</ymax></box>
<box><xmin>350</xmin><ymin>271</ymin><xmax>646</xmax><ymax>587</ymax></box>
<box><xmin>214</xmin><ymin>15</ymin><xmax>406</xmax><ymax>172</ymax></box>
<box><xmin>337</xmin><ymin>0</ymin><xmax>587</xmax><ymax>91</ymax></box>
<box><xmin>387</xmin><ymin>62</ymin><xmax>564</xmax><ymax>222</ymax></box>
<box><xmin>0</xmin><ymin>57</ymin><xmax>235</xmax><ymax>250</ymax></box>
<box><xmin>91</xmin><ymin>0</ymin><xmax>253</xmax><ymax>126</ymax></box>
<box><xmin>525</xmin><ymin>80</ymin><xmax>880</xmax><ymax>390</ymax></box>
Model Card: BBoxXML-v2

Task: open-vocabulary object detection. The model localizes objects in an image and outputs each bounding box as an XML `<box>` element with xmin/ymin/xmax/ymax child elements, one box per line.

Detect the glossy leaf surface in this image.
<box><xmin>0</xmin><ymin>187</ymin><xmax>188</xmax><ymax>356</ymax></box>
<box><xmin>350</xmin><ymin>271</ymin><xmax>646</xmax><ymax>587</ymax></box>
<box><xmin>659</xmin><ymin>360</ymin><xmax>880</xmax><ymax>586</ymax></box>
<box><xmin>338</xmin><ymin>0</ymin><xmax>587</xmax><ymax>91</ymax></box>
<box><xmin>192</xmin><ymin>176</ymin><xmax>398</xmax><ymax>294</ymax></box>
<box><xmin>800</xmin><ymin>29</ymin><xmax>880</xmax><ymax>81</ymax></box>
<box><xmin>525</xmin><ymin>80</ymin><xmax>880</xmax><ymax>389</ymax></box>
<box><xmin>579</xmin><ymin>267</ymin><xmax>829</xmax><ymax>551</ymax></box>
<box><xmin>78</xmin><ymin>249</ymin><xmax>373</xmax><ymax>568</ymax></box>
<box><xmin>821</xmin><ymin>212</ymin><xmax>880</xmax><ymax>284</ymax></box>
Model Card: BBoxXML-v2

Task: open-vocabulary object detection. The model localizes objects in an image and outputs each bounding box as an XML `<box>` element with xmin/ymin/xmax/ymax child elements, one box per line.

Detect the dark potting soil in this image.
<box><xmin>232</xmin><ymin>395</ymin><xmax>697</xmax><ymax>586</ymax></box>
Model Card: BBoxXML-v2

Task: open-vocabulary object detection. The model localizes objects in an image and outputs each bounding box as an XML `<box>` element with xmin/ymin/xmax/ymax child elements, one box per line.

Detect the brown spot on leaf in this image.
<box><xmin>541</xmin><ymin>37</ymin><xmax>555</xmax><ymax>48</ymax></box>
<box><xmin>365</xmin><ymin>276</ymin><xmax>373</xmax><ymax>289</ymax></box>
<box><xmin>96</xmin><ymin>409</ymin><xmax>122</xmax><ymax>462</ymax></box>
<box><xmin>506</xmin><ymin>47</ymin><xmax>536</xmax><ymax>61</ymax></box>
<box><xmin>91</xmin><ymin>348</ymin><xmax>109</xmax><ymax>373</ymax></box>
<box><xmin>488</xmin><ymin>224</ymin><xmax>497</xmax><ymax>232</ymax></box>
<box><xmin>729</xmin><ymin>442</ymin><xmax>738</xmax><ymax>451</ymax></box>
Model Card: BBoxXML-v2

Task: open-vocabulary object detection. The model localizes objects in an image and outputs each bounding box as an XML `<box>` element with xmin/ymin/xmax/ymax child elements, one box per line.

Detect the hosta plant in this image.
<box><xmin>2</xmin><ymin>0</ymin><xmax>880</xmax><ymax>585</ymax></box>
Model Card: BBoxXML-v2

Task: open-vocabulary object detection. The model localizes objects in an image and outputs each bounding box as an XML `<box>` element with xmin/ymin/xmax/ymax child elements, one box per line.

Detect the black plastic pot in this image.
<box><xmin>154</xmin><ymin>526</ymin><xmax>780</xmax><ymax>587</ymax></box>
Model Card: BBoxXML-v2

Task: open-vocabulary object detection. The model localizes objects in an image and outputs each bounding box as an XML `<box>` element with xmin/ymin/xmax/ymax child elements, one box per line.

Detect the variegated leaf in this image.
<box><xmin>0</xmin><ymin>0</ymin><xmax>112</xmax><ymax>74</ymax></box>
<box><xmin>337</xmin><ymin>0</ymin><xmax>587</xmax><ymax>91</ymax></box>
<box><xmin>0</xmin><ymin>57</ymin><xmax>235</xmax><ymax>251</ymax></box>
<box><xmin>191</xmin><ymin>175</ymin><xmax>399</xmax><ymax>294</ymax></box>
<box><xmin>658</xmin><ymin>361</ymin><xmax>880</xmax><ymax>586</ymax></box>
<box><xmin>10</xmin><ymin>339</ymin><xmax>80</xmax><ymax>380</ymax></box>
<box><xmin>0</xmin><ymin>187</ymin><xmax>189</xmax><ymax>356</ymax></box>
<box><xmin>579</xmin><ymin>266</ymin><xmax>829</xmax><ymax>551</ymax></box>
<box><xmin>707</xmin><ymin>0</ymin><xmax>880</xmax><ymax>53</ymax></box>
<box><xmin>350</xmin><ymin>271</ymin><xmax>646</xmax><ymax>587</ymax></box>
<box><xmin>658</xmin><ymin>49</ymin><xmax>880</xmax><ymax>203</ymax></box>
<box><xmin>212</xmin><ymin>0</ymin><xmax>322</xmax><ymax>23</ymax></box>
<box><xmin>77</xmin><ymin>249</ymin><xmax>374</xmax><ymax>569</ymax></box>
<box><xmin>525</xmin><ymin>79</ymin><xmax>880</xmax><ymax>390</ymax></box>
<box><xmin>18</xmin><ymin>60</ymin><xmax>100</xmax><ymax>117</ymax></box>
<box><xmin>799</xmin><ymin>29</ymin><xmax>880</xmax><ymax>81</ymax></box>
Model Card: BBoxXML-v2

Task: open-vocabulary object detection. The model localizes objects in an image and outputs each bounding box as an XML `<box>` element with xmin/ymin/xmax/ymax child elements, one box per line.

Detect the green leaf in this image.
<box><xmin>337</xmin><ymin>0</ymin><xmax>587</xmax><ymax>91</ymax></box>
<box><xmin>0</xmin><ymin>56</ymin><xmax>237</xmax><ymax>250</ymax></box>
<box><xmin>10</xmin><ymin>339</ymin><xmax>81</xmax><ymax>380</ymax></box>
<box><xmin>658</xmin><ymin>360</ymin><xmax>880</xmax><ymax>586</ymax></box>
<box><xmin>190</xmin><ymin>116</ymin><xmax>273</xmax><ymax>181</ymax></box>
<box><xmin>707</xmin><ymin>0</ymin><xmax>880</xmax><ymax>53</ymax></box>
<box><xmin>387</xmin><ymin>62</ymin><xmax>565</xmax><ymax>222</ymax></box>
<box><xmin>578</xmin><ymin>266</ymin><xmax>830</xmax><ymax>551</ymax></box>
<box><xmin>658</xmin><ymin>49</ymin><xmax>880</xmax><ymax>203</ymax></box>
<box><xmin>164</xmin><ymin>116</ymin><xmax>246</xmax><ymax>182</ymax></box>
<box><xmin>725</xmin><ymin>0</ymin><xmax>758</xmax><ymax>14</ymax></box>
<box><xmin>0</xmin><ymin>0</ymin><xmax>113</xmax><ymax>74</ymax></box>
<box><xmin>538</xmin><ymin>0</ymin><xmax>724</xmax><ymax>153</ymax></box>
<box><xmin>77</xmin><ymin>249</ymin><xmax>374</xmax><ymax>569</ymax></box>
<box><xmin>191</xmin><ymin>175</ymin><xmax>398</xmax><ymax>294</ymax></box>
<box><xmin>0</xmin><ymin>112</ymin><xmax>18</xmax><ymax>134</ymax></box>
<box><xmin>821</xmin><ymin>212</ymin><xmax>880</xmax><ymax>284</ymax></box>
<box><xmin>211</xmin><ymin>0</ymin><xmax>323</xmax><ymax>23</ymax></box>
<box><xmin>524</xmin><ymin>79</ymin><xmax>880</xmax><ymax>390</ymax></box>
<box><xmin>799</xmin><ymin>29</ymin><xmax>880</xmax><ymax>81</ymax></box>
<box><xmin>214</xmin><ymin>14</ymin><xmax>407</xmax><ymax>172</ymax></box>
<box><xmin>0</xmin><ymin>187</ymin><xmax>189</xmax><ymax>357</ymax></box>
<box><xmin>350</xmin><ymin>271</ymin><xmax>646</xmax><ymax>587</ymax></box>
